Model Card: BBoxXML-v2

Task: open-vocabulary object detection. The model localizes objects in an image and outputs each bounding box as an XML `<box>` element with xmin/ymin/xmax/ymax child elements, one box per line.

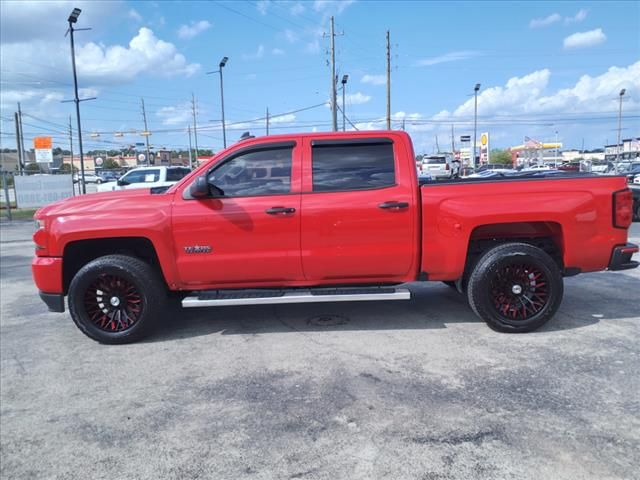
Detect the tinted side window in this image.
<box><xmin>208</xmin><ymin>147</ymin><xmax>292</xmax><ymax>197</ymax></box>
<box><xmin>312</xmin><ymin>143</ymin><xmax>395</xmax><ymax>192</ymax></box>
<box><xmin>166</xmin><ymin>168</ymin><xmax>191</xmax><ymax>182</ymax></box>
<box><xmin>123</xmin><ymin>169</ymin><xmax>160</xmax><ymax>184</ymax></box>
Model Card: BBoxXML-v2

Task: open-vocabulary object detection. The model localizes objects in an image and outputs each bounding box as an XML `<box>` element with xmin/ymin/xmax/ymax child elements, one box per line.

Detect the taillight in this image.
<box><xmin>446</xmin><ymin>163</ymin><xmax>450</xmax><ymax>170</ymax></box>
<box><xmin>613</xmin><ymin>189</ymin><xmax>632</xmax><ymax>229</ymax></box>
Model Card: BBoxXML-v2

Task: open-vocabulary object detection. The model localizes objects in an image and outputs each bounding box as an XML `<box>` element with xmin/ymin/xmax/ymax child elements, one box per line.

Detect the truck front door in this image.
<box><xmin>172</xmin><ymin>141</ymin><xmax>303</xmax><ymax>287</ymax></box>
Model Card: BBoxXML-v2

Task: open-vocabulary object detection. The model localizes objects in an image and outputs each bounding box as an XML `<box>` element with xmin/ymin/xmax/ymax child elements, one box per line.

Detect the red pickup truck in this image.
<box><xmin>32</xmin><ymin>131</ymin><xmax>638</xmax><ymax>343</ymax></box>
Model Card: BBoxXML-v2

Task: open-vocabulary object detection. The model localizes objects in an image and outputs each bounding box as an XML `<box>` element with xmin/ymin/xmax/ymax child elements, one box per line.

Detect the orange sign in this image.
<box><xmin>33</xmin><ymin>137</ymin><xmax>52</xmax><ymax>149</ymax></box>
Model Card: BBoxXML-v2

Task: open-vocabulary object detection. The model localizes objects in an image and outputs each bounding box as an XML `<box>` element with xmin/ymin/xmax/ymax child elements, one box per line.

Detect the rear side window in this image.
<box><xmin>312</xmin><ymin>142</ymin><xmax>395</xmax><ymax>192</ymax></box>
<box><xmin>425</xmin><ymin>156</ymin><xmax>446</xmax><ymax>164</ymax></box>
<box><xmin>166</xmin><ymin>168</ymin><xmax>191</xmax><ymax>182</ymax></box>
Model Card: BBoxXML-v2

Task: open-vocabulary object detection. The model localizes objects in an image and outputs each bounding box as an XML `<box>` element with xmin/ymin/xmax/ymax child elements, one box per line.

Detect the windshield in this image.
<box><xmin>425</xmin><ymin>157</ymin><xmax>446</xmax><ymax>164</ymax></box>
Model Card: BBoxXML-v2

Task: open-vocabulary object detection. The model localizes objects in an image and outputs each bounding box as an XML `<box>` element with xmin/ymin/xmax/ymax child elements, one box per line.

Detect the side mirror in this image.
<box><xmin>117</xmin><ymin>178</ymin><xmax>129</xmax><ymax>186</ymax></box>
<box><xmin>190</xmin><ymin>175</ymin><xmax>210</xmax><ymax>198</ymax></box>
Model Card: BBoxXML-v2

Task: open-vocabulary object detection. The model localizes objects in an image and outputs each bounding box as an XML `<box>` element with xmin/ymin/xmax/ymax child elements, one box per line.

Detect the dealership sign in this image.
<box><xmin>479</xmin><ymin>132</ymin><xmax>490</xmax><ymax>164</ymax></box>
<box><xmin>14</xmin><ymin>175</ymin><xmax>73</xmax><ymax>208</ymax></box>
<box><xmin>33</xmin><ymin>136</ymin><xmax>53</xmax><ymax>163</ymax></box>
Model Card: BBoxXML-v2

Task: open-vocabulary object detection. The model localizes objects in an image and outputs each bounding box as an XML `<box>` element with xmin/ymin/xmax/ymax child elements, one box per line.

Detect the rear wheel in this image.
<box><xmin>467</xmin><ymin>243</ymin><xmax>563</xmax><ymax>333</ymax></box>
<box><xmin>68</xmin><ymin>254</ymin><xmax>166</xmax><ymax>344</ymax></box>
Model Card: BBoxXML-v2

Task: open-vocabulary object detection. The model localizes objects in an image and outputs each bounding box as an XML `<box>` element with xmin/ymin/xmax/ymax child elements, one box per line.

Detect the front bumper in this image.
<box><xmin>608</xmin><ymin>243</ymin><xmax>639</xmax><ymax>271</ymax></box>
<box><xmin>39</xmin><ymin>292</ymin><xmax>65</xmax><ymax>313</ymax></box>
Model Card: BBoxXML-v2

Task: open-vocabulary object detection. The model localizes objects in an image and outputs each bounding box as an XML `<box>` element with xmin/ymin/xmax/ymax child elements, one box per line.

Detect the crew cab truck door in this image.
<box><xmin>300</xmin><ymin>134</ymin><xmax>419</xmax><ymax>282</ymax></box>
<box><xmin>171</xmin><ymin>141</ymin><xmax>303</xmax><ymax>287</ymax></box>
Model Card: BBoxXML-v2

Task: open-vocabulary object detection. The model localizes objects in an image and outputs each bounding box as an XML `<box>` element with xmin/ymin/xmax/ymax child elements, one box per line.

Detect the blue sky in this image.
<box><xmin>1</xmin><ymin>0</ymin><xmax>639</xmax><ymax>155</ymax></box>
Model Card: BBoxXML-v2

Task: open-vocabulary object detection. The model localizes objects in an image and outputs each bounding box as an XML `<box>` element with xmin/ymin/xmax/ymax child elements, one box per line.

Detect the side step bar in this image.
<box><xmin>182</xmin><ymin>287</ymin><xmax>411</xmax><ymax>308</ymax></box>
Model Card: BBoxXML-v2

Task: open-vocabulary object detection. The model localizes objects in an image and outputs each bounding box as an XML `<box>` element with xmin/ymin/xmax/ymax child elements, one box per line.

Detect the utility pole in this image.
<box><xmin>402</xmin><ymin>118</ymin><xmax>406</xmax><ymax>131</ymax></box>
<box><xmin>473</xmin><ymin>83</ymin><xmax>481</xmax><ymax>168</ymax></box>
<box><xmin>14</xmin><ymin>112</ymin><xmax>23</xmax><ymax>175</ymax></box>
<box><xmin>617</xmin><ymin>88</ymin><xmax>626</xmax><ymax>167</ymax></box>
<box><xmin>555</xmin><ymin>130</ymin><xmax>559</xmax><ymax>167</ymax></box>
<box><xmin>435</xmin><ymin>135</ymin><xmax>440</xmax><ymax>153</ymax></box>
<box><xmin>17</xmin><ymin>103</ymin><xmax>25</xmax><ymax>172</ymax></box>
<box><xmin>266</xmin><ymin>107</ymin><xmax>270</xmax><ymax>135</ymax></box>
<box><xmin>187</xmin><ymin>125</ymin><xmax>193</xmax><ymax>169</ymax></box>
<box><xmin>386</xmin><ymin>30</ymin><xmax>391</xmax><ymax>130</ymax></box>
<box><xmin>329</xmin><ymin>16</ymin><xmax>338</xmax><ymax>131</ymax></box>
<box><xmin>191</xmin><ymin>93</ymin><xmax>199</xmax><ymax>160</ymax></box>
<box><xmin>141</xmin><ymin>98</ymin><xmax>151</xmax><ymax>166</ymax></box>
<box><xmin>69</xmin><ymin>116</ymin><xmax>75</xmax><ymax>195</ymax></box>
<box><xmin>451</xmin><ymin>124</ymin><xmax>455</xmax><ymax>154</ymax></box>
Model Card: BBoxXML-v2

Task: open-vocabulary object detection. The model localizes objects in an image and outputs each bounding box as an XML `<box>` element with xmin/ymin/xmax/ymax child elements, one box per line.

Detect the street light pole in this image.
<box><xmin>67</xmin><ymin>8</ymin><xmax>87</xmax><ymax>193</ymax></box>
<box><xmin>341</xmin><ymin>74</ymin><xmax>348</xmax><ymax>132</ymax></box>
<box><xmin>473</xmin><ymin>83</ymin><xmax>480</xmax><ymax>168</ymax></box>
<box><xmin>555</xmin><ymin>130</ymin><xmax>559</xmax><ymax>168</ymax></box>
<box><xmin>207</xmin><ymin>56</ymin><xmax>228</xmax><ymax>149</ymax></box>
<box><xmin>617</xmin><ymin>88</ymin><xmax>626</xmax><ymax>167</ymax></box>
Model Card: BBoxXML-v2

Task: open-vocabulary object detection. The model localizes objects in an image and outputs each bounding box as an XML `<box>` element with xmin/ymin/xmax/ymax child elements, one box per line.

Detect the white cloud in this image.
<box><xmin>529</xmin><ymin>13</ymin><xmax>562</xmax><ymax>28</ymax></box>
<box><xmin>177</xmin><ymin>20</ymin><xmax>211</xmax><ymax>39</ymax></box>
<box><xmin>283</xmin><ymin>29</ymin><xmax>298</xmax><ymax>43</ymax></box>
<box><xmin>243</xmin><ymin>44</ymin><xmax>265</xmax><ymax>60</ymax></box>
<box><xmin>563</xmin><ymin>28</ymin><xmax>606</xmax><ymax>49</ymax></box>
<box><xmin>256</xmin><ymin>0</ymin><xmax>270</xmax><ymax>15</ymax></box>
<box><xmin>346</xmin><ymin>92</ymin><xmax>371</xmax><ymax>105</ymax></box>
<box><xmin>361</xmin><ymin>74</ymin><xmax>386</xmax><ymax>86</ymax></box>
<box><xmin>416</xmin><ymin>51</ymin><xmax>480</xmax><ymax>67</ymax></box>
<box><xmin>313</xmin><ymin>0</ymin><xmax>355</xmax><ymax>14</ymax></box>
<box><xmin>270</xmin><ymin>113</ymin><xmax>296</xmax><ymax>123</ymax></box>
<box><xmin>156</xmin><ymin>103</ymin><xmax>192</xmax><ymax>126</ymax></box>
<box><xmin>128</xmin><ymin>8</ymin><xmax>143</xmax><ymax>23</ymax></box>
<box><xmin>271</xmin><ymin>47</ymin><xmax>285</xmax><ymax>55</ymax></box>
<box><xmin>434</xmin><ymin>61</ymin><xmax>639</xmax><ymax>120</ymax></box>
<box><xmin>290</xmin><ymin>3</ymin><xmax>305</xmax><ymax>15</ymax></box>
<box><xmin>565</xmin><ymin>9</ymin><xmax>588</xmax><ymax>24</ymax></box>
<box><xmin>76</xmin><ymin>28</ymin><xmax>200</xmax><ymax>80</ymax></box>
<box><xmin>530</xmin><ymin>9</ymin><xmax>588</xmax><ymax>28</ymax></box>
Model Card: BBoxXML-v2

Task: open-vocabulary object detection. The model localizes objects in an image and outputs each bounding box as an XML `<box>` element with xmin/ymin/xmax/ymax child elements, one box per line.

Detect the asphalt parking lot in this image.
<box><xmin>1</xmin><ymin>220</ymin><xmax>639</xmax><ymax>480</ymax></box>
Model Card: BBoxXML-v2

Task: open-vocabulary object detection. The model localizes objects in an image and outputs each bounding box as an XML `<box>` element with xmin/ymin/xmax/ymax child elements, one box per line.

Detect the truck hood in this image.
<box><xmin>35</xmin><ymin>188</ymin><xmax>173</xmax><ymax>220</ymax></box>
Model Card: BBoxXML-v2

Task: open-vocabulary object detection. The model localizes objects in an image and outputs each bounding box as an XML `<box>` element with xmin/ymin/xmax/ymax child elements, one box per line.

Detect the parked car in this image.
<box><xmin>420</xmin><ymin>154</ymin><xmax>459</xmax><ymax>179</ymax></box>
<box><xmin>631</xmin><ymin>185</ymin><xmax>640</xmax><ymax>220</ymax></box>
<box><xmin>72</xmin><ymin>172</ymin><xmax>103</xmax><ymax>184</ymax></box>
<box><xmin>623</xmin><ymin>164</ymin><xmax>640</xmax><ymax>183</ymax></box>
<box><xmin>97</xmin><ymin>171</ymin><xmax>120</xmax><ymax>183</ymax></box>
<box><xmin>558</xmin><ymin>163</ymin><xmax>580</xmax><ymax>172</ymax></box>
<box><xmin>32</xmin><ymin>131</ymin><xmax>637</xmax><ymax>344</ymax></box>
<box><xmin>474</xmin><ymin>164</ymin><xmax>512</xmax><ymax>174</ymax></box>
<box><xmin>97</xmin><ymin>166</ymin><xmax>191</xmax><ymax>192</ymax></box>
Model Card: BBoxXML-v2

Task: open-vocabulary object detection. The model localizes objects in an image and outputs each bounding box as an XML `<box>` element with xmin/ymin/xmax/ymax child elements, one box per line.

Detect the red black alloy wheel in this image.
<box><xmin>83</xmin><ymin>274</ymin><xmax>143</xmax><ymax>332</ymax></box>
<box><xmin>489</xmin><ymin>263</ymin><xmax>549</xmax><ymax>321</ymax></box>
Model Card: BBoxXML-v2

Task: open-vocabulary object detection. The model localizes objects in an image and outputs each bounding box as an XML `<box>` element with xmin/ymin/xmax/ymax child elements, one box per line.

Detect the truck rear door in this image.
<box><xmin>300</xmin><ymin>134</ymin><xmax>419</xmax><ymax>283</ymax></box>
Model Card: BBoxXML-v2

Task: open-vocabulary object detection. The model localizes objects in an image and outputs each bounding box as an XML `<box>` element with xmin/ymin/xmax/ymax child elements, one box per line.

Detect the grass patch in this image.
<box><xmin>1</xmin><ymin>208</ymin><xmax>37</xmax><ymax>220</ymax></box>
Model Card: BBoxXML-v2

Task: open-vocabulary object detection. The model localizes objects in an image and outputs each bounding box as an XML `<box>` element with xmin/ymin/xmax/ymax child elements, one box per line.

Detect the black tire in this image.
<box><xmin>68</xmin><ymin>254</ymin><xmax>167</xmax><ymax>344</ymax></box>
<box><xmin>635</xmin><ymin>203</ymin><xmax>640</xmax><ymax>221</ymax></box>
<box><xmin>467</xmin><ymin>242</ymin><xmax>563</xmax><ymax>333</ymax></box>
<box><xmin>96</xmin><ymin>179</ymin><xmax>102</xmax><ymax>184</ymax></box>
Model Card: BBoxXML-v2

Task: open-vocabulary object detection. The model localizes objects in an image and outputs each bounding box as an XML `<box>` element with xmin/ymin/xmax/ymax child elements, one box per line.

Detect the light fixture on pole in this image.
<box><xmin>64</xmin><ymin>7</ymin><xmax>95</xmax><ymax>194</ymax></box>
<box><xmin>617</xmin><ymin>88</ymin><xmax>626</xmax><ymax>166</ymax></box>
<box><xmin>207</xmin><ymin>56</ymin><xmax>229</xmax><ymax>148</ymax></box>
<box><xmin>473</xmin><ymin>83</ymin><xmax>481</xmax><ymax>168</ymax></box>
<box><xmin>341</xmin><ymin>74</ymin><xmax>349</xmax><ymax>132</ymax></box>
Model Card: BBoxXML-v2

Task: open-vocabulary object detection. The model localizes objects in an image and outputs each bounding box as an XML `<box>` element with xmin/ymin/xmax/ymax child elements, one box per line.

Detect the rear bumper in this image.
<box><xmin>608</xmin><ymin>243</ymin><xmax>639</xmax><ymax>271</ymax></box>
<box><xmin>39</xmin><ymin>292</ymin><xmax>65</xmax><ymax>313</ymax></box>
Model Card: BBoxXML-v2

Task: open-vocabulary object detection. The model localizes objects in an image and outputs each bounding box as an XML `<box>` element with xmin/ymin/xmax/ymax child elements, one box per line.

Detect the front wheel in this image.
<box><xmin>467</xmin><ymin>243</ymin><xmax>563</xmax><ymax>333</ymax></box>
<box><xmin>68</xmin><ymin>254</ymin><xmax>167</xmax><ymax>344</ymax></box>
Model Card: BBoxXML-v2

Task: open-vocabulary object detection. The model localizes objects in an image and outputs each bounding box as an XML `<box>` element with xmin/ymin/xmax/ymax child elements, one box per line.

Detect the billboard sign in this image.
<box><xmin>33</xmin><ymin>136</ymin><xmax>53</xmax><ymax>163</ymax></box>
<box><xmin>479</xmin><ymin>132</ymin><xmax>490</xmax><ymax>164</ymax></box>
<box><xmin>14</xmin><ymin>175</ymin><xmax>73</xmax><ymax>208</ymax></box>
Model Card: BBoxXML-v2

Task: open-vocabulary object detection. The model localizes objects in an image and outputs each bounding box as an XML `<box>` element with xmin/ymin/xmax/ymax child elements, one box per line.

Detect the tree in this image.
<box><xmin>102</xmin><ymin>158</ymin><xmax>120</xmax><ymax>170</ymax></box>
<box><xmin>25</xmin><ymin>163</ymin><xmax>41</xmax><ymax>173</ymax></box>
<box><xmin>490</xmin><ymin>149</ymin><xmax>513</xmax><ymax>166</ymax></box>
<box><xmin>58</xmin><ymin>162</ymin><xmax>77</xmax><ymax>173</ymax></box>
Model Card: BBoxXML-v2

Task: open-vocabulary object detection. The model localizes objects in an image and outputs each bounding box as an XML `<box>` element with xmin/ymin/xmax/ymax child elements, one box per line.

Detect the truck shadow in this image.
<box><xmin>146</xmin><ymin>272</ymin><xmax>640</xmax><ymax>343</ymax></box>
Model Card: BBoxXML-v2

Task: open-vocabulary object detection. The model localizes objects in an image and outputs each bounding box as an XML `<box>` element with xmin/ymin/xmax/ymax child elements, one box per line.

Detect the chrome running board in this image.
<box><xmin>182</xmin><ymin>287</ymin><xmax>411</xmax><ymax>308</ymax></box>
